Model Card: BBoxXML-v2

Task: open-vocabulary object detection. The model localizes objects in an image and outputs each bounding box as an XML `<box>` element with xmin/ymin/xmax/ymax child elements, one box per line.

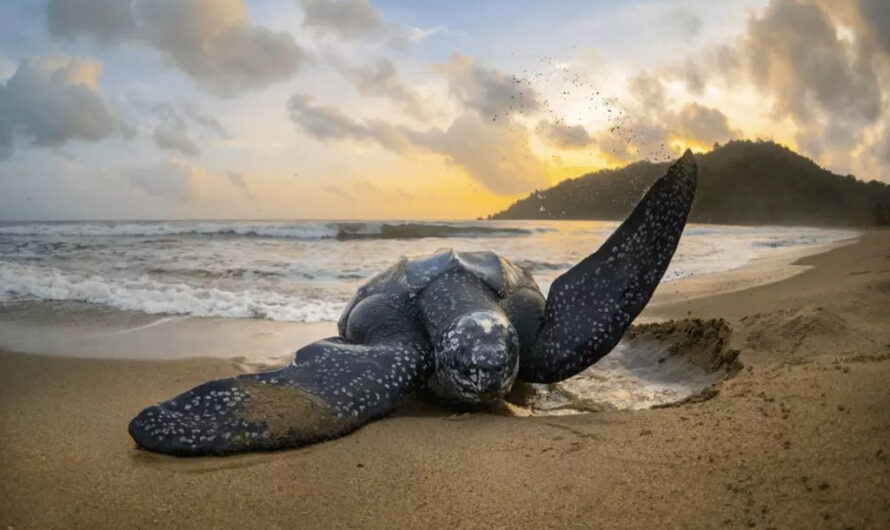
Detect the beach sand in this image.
<box><xmin>1</xmin><ymin>230</ymin><xmax>889</xmax><ymax>529</ymax></box>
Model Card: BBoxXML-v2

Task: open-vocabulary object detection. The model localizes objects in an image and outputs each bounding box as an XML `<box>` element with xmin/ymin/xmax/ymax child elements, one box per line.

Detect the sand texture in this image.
<box><xmin>1</xmin><ymin>230</ymin><xmax>889</xmax><ymax>529</ymax></box>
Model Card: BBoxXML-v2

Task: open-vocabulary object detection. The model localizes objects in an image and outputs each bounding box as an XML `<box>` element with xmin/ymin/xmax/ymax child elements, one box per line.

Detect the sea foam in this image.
<box><xmin>0</xmin><ymin>221</ymin><xmax>858</xmax><ymax>322</ymax></box>
<box><xmin>0</xmin><ymin>262</ymin><xmax>345</xmax><ymax>322</ymax></box>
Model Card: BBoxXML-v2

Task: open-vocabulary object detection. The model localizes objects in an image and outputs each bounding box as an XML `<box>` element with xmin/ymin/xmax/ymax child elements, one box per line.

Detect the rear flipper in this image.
<box><xmin>129</xmin><ymin>336</ymin><xmax>431</xmax><ymax>456</ymax></box>
<box><xmin>521</xmin><ymin>150</ymin><xmax>697</xmax><ymax>383</ymax></box>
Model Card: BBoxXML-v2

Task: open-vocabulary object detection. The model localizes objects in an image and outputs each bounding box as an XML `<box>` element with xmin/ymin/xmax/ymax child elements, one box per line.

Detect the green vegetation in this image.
<box><xmin>489</xmin><ymin>140</ymin><xmax>890</xmax><ymax>226</ymax></box>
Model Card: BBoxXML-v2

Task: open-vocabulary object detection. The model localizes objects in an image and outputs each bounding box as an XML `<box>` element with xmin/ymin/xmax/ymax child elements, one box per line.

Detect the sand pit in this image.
<box><xmin>508</xmin><ymin>318</ymin><xmax>740</xmax><ymax>414</ymax></box>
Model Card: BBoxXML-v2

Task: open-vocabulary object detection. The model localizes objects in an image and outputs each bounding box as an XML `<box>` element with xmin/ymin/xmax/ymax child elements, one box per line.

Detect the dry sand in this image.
<box><xmin>1</xmin><ymin>230</ymin><xmax>889</xmax><ymax>529</ymax></box>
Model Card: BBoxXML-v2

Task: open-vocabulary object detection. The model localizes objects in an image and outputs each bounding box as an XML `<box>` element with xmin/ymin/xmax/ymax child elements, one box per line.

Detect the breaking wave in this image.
<box><xmin>0</xmin><ymin>262</ymin><xmax>346</xmax><ymax>322</ymax></box>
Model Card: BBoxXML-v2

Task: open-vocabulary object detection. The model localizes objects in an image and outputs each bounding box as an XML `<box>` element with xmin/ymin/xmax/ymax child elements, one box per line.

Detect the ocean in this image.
<box><xmin>0</xmin><ymin>220</ymin><xmax>856</xmax><ymax>324</ymax></box>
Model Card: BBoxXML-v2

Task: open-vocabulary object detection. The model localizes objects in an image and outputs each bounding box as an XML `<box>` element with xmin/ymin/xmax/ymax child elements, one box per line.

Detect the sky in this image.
<box><xmin>0</xmin><ymin>0</ymin><xmax>888</xmax><ymax>221</ymax></box>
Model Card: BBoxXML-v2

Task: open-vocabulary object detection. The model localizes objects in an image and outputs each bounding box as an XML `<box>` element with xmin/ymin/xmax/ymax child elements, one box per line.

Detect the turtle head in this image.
<box><xmin>430</xmin><ymin>311</ymin><xmax>519</xmax><ymax>405</ymax></box>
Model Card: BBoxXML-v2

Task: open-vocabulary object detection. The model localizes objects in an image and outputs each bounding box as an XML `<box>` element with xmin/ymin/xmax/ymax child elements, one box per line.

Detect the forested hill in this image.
<box><xmin>489</xmin><ymin>141</ymin><xmax>890</xmax><ymax>226</ymax></box>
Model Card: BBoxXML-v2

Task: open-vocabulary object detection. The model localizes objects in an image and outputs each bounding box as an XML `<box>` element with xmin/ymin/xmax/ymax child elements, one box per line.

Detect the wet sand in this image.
<box><xmin>1</xmin><ymin>230</ymin><xmax>889</xmax><ymax>529</ymax></box>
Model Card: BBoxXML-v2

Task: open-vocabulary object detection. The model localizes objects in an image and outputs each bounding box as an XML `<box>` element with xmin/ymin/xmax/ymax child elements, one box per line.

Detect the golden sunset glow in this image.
<box><xmin>1</xmin><ymin>0</ymin><xmax>888</xmax><ymax>220</ymax></box>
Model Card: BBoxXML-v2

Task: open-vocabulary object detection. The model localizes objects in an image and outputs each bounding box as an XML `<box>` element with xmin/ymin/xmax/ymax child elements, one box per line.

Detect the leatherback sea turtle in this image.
<box><xmin>129</xmin><ymin>150</ymin><xmax>697</xmax><ymax>456</ymax></box>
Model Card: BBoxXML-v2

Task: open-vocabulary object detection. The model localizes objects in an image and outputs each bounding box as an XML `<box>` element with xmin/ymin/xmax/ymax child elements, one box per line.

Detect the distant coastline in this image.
<box><xmin>489</xmin><ymin>140</ymin><xmax>890</xmax><ymax>227</ymax></box>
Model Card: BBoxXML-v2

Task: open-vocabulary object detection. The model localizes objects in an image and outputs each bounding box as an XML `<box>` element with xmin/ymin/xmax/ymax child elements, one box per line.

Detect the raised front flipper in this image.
<box><xmin>129</xmin><ymin>336</ymin><xmax>431</xmax><ymax>456</ymax></box>
<box><xmin>521</xmin><ymin>150</ymin><xmax>697</xmax><ymax>383</ymax></box>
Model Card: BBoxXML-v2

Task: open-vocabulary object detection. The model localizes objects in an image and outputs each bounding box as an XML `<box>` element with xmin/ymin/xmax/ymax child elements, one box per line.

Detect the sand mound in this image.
<box><xmin>741</xmin><ymin>305</ymin><xmax>867</xmax><ymax>357</ymax></box>
<box><xmin>508</xmin><ymin>319</ymin><xmax>739</xmax><ymax>415</ymax></box>
<box><xmin>625</xmin><ymin>318</ymin><xmax>736</xmax><ymax>372</ymax></box>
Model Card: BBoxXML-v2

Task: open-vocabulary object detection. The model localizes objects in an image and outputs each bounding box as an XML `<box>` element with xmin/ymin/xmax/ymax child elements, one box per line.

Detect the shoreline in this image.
<box><xmin>0</xmin><ymin>234</ymin><xmax>858</xmax><ymax>362</ymax></box>
<box><xmin>1</xmin><ymin>230</ymin><xmax>888</xmax><ymax>528</ymax></box>
<box><xmin>646</xmin><ymin>237</ymin><xmax>859</xmax><ymax>315</ymax></box>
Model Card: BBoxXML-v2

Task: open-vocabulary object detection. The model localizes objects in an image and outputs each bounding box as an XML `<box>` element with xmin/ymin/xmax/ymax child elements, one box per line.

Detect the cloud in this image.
<box><xmin>859</xmin><ymin>0</ymin><xmax>890</xmax><ymax>54</ymax></box>
<box><xmin>674</xmin><ymin>103</ymin><xmax>738</xmax><ymax>145</ymax></box>
<box><xmin>288</xmin><ymin>94</ymin><xmax>549</xmax><ymax>194</ymax></box>
<box><xmin>0</xmin><ymin>55</ymin><xmax>16</xmax><ymax>83</ymax></box>
<box><xmin>537</xmin><ymin>120</ymin><xmax>593</xmax><ymax>149</ymax></box>
<box><xmin>300</xmin><ymin>0</ymin><xmax>385</xmax><ymax>39</ymax></box>
<box><xmin>0</xmin><ymin>55</ymin><xmax>121</xmax><ymax>161</ymax></box>
<box><xmin>745</xmin><ymin>1</ymin><xmax>881</xmax><ymax>128</ymax></box>
<box><xmin>669</xmin><ymin>6</ymin><xmax>702</xmax><ymax>43</ymax></box>
<box><xmin>342</xmin><ymin>58</ymin><xmax>427</xmax><ymax>119</ymax></box>
<box><xmin>438</xmin><ymin>53</ymin><xmax>541</xmax><ymax>118</ymax></box>
<box><xmin>123</xmin><ymin>159</ymin><xmax>206</xmax><ymax>201</ymax></box>
<box><xmin>729</xmin><ymin>0</ymin><xmax>888</xmax><ymax>174</ymax></box>
<box><xmin>286</xmin><ymin>94</ymin><xmax>411</xmax><ymax>152</ymax></box>
<box><xmin>870</xmin><ymin>128</ymin><xmax>890</xmax><ymax>164</ymax></box>
<box><xmin>593</xmin><ymin>72</ymin><xmax>740</xmax><ymax>162</ymax></box>
<box><xmin>149</xmin><ymin>102</ymin><xmax>198</xmax><ymax>156</ymax></box>
<box><xmin>323</xmin><ymin>184</ymin><xmax>353</xmax><ymax>199</ymax></box>
<box><xmin>226</xmin><ymin>170</ymin><xmax>253</xmax><ymax>198</ymax></box>
<box><xmin>46</xmin><ymin>0</ymin><xmax>134</xmax><ymax>44</ymax></box>
<box><xmin>299</xmin><ymin>0</ymin><xmax>435</xmax><ymax>47</ymax></box>
<box><xmin>406</xmin><ymin>115</ymin><xmax>550</xmax><ymax>194</ymax></box>
<box><xmin>0</xmin><ymin>126</ymin><xmax>12</xmax><ymax>161</ymax></box>
<box><xmin>604</xmin><ymin>0</ymin><xmax>890</xmax><ymax>179</ymax></box>
<box><xmin>153</xmin><ymin>124</ymin><xmax>200</xmax><ymax>156</ymax></box>
<box><xmin>593</xmin><ymin>117</ymin><xmax>672</xmax><ymax>163</ymax></box>
<box><xmin>323</xmin><ymin>180</ymin><xmax>414</xmax><ymax>203</ymax></box>
<box><xmin>628</xmin><ymin>71</ymin><xmax>666</xmax><ymax>109</ymax></box>
<box><xmin>181</xmin><ymin>103</ymin><xmax>228</xmax><ymax>138</ymax></box>
<box><xmin>46</xmin><ymin>0</ymin><xmax>304</xmax><ymax>96</ymax></box>
<box><xmin>287</xmin><ymin>95</ymin><xmax>376</xmax><ymax>141</ymax></box>
<box><xmin>142</xmin><ymin>101</ymin><xmax>227</xmax><ymax>156</ymax></box>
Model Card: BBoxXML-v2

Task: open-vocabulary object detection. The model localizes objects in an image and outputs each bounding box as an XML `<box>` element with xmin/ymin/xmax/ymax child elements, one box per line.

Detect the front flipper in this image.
<box><xmin>129</xmin><ymin>336</ymin><xmax>431</xmax><ymax>456</ymax></box>
<box><xmin>521</xmin><ymin>150</ymin><xmax>697</xmax><ymax>383</ymax></box>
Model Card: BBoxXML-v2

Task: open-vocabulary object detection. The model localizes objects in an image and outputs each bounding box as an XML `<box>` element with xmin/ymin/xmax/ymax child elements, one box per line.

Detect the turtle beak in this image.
<box><xmin>462</xmin><ymin>364</ymin><xmax>509</xmax><ymax>398</ymax></box>
<box><xmin>452</xmin><ymin>347</ymin><xmax>517</xmax><ymax>402</ymax></box>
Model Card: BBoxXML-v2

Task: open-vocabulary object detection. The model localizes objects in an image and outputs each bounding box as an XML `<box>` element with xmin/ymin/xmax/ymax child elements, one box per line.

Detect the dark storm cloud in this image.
<box><xmin>0</xmin><ymin>56</ymin><xmax>122</xmax><ymax>161</ymax></box>
<box><xmin>45</xmin><ymin>0</ymin><xmax>304</xmax><ymax>96</ymax></box>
